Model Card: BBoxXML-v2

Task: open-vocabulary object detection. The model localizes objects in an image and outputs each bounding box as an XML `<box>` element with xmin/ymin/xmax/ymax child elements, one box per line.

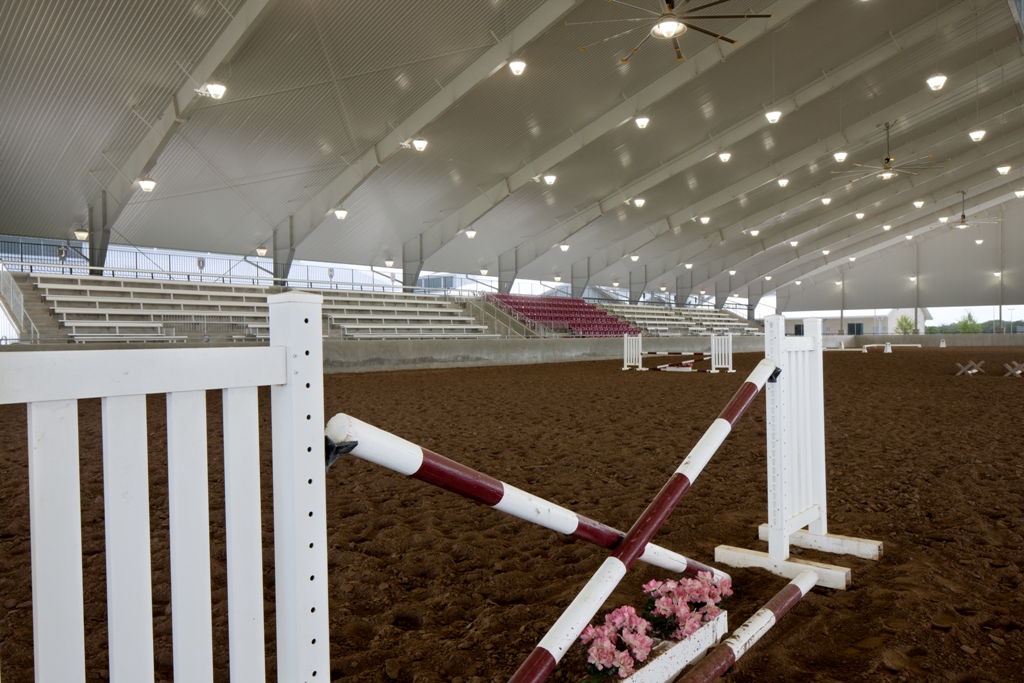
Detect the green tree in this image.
<box><xmin>956</xmin><ymin>311</ymin><xmax>982</xmax><ymax>334</ymax></box>
<box><xmin>894</xmin><ymin>314</ymin><xmax>914</xmax><ymax>335</ymax></box>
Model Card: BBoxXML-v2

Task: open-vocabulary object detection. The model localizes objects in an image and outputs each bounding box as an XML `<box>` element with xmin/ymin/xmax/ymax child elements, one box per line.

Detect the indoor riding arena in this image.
<box><xmin>1</xmin><ymin>2</ymin><xmax>1023</xmax><ymax>683</ymax></box>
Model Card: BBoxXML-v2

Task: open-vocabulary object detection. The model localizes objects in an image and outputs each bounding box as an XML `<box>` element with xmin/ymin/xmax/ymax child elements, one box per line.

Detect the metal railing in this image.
<box><xmin>0</xmin><ymin>263</ymin><xmax>40</xmax><ymax>343</ymax></box>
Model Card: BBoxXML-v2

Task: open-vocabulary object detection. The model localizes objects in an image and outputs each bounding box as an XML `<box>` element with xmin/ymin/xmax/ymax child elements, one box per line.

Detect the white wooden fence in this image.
<box><xmin>0</xmin><ymin>291</ymin><xmax>328</xmax><ymax>683</ymax></box>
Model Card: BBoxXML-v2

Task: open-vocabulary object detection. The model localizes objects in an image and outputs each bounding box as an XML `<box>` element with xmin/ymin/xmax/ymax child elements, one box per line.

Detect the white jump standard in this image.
<box><xmin>623</xmin><ymin>334</ymin><xmax>734</xmax><ymax>373</ymax></box>
<box><xmin>715</xmin><ymin>317</ymin><xmax>882</xmax><ymax>590</ymax></box>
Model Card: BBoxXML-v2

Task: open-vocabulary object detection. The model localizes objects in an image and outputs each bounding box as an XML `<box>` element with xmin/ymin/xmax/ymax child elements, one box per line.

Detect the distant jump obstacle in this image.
<box><xmin>955</xmin><ymin>360</ymin><xmax>985</xmax><ymax>376</ymax></box>
<box><xmin>1004</xmin><ymin>362</ymin><xmax>1024</xmax><ymax>378</ymax></box>
<box><xmin>623</xmin><ymin>334</ymin><xmax>734</xmax><ymax>373</ymax></box>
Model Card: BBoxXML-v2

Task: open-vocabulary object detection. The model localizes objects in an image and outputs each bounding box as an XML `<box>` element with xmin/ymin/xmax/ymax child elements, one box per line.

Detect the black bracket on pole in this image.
<box><xmin>325</xmin><ymin>436</ymin><xmax>358</xmax><ymax>473</ymax></box>
<box><xmin>767</xmin><ymin>367</ymin><xmax>782</xmax><ymax>383</ymax></box>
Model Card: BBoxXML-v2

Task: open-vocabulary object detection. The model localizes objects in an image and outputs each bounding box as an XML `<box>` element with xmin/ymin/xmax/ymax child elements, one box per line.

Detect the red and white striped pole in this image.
<box><xmin>324</xmin><ymin>414</ymin><xmax>725</xmax><ymax>579</ymax></box>
<box><xmin>508</xmin><ymin>358</ymin><xmax>778</xmax><ymax>683</ymax></box>
<box><xmin>676</xmin><ymin>570</ymin><xmax>818</xmax><ymax>683</ymax></box>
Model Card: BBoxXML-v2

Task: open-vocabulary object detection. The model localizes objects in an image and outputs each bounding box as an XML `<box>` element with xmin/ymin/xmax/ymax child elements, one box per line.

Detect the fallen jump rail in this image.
<box><xmin>508</xmin><ymin>358</ymin><xmax>779</xmax><ymax>683</ymax></box>
<box><xmin>324</xmin><ymin>414</ymin><xmax>726</xmax><ymax>579</ymax></box>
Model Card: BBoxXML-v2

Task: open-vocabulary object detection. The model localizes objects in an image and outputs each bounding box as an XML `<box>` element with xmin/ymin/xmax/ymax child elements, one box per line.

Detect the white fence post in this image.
<box><xmin>763</xmin><ymin>317</ymin><xmax>789</xmax><ymax>560</ymax></box>
<box><xmin>710</xmin><ymin>335</ymin><xmax>734</xmax><ymax>373</ymax></box>
<box><xmin>622</xmin><ymin>334</ymin><xmax>642</xmax><ymax>371</ymax></box>
<box><xmin>270</xmin><ymin>292</ymin><xmax>330</xmax><ymax>683</ymax></box>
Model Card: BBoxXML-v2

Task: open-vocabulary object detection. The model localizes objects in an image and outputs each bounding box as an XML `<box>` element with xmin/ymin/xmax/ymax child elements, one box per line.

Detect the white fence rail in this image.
<box><xmin>0</xmin><ymin>291</ymin><xmax>328</xmax><ymax>682</ymax></box>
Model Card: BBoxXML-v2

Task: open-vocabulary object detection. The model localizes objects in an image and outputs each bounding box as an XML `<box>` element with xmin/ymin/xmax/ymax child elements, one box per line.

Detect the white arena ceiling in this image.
<box><xmin>1</xmin><ymin>0</ymin><xmax>1022</xmax><ymax>307</ymax></box>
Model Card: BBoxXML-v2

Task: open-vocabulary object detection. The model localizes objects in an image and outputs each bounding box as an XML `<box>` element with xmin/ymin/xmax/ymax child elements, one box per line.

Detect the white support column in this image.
<box><xmin>269</xmin><ymin>292</ymin><xmax>329</xmax><ymax>683</ymax></box>
<box><xmin>805</xmin><ymin>319</ymin><xmax>827</xmax><ymax>537</ymax></box>
<box><xmin>27</xmin><ymin>399</ymin><xmax>86</xmax><ymax>683</ymax></box>
<box><xmin>763</xmin><ymin>315</ymin><xmax>789</xmax><ymax>561</ymax></box>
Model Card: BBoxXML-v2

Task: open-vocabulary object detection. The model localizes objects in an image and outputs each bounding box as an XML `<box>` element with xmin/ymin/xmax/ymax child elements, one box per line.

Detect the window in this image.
<box><xmin>794</xmin><ymin>324</ymin><xmax>804</xmax><ymax>336</ymax></box>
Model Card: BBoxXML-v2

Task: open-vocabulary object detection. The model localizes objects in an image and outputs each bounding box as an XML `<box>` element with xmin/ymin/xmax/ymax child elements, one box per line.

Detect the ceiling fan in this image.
<box><xmin>951</xmin><ymin>190</ymin><xmax>1000</xmax><ymax>229</ymax></box>
<box><xmin>568</xmin><ymin>0</ymin><xmax>773</xmax><ymax>64</ymax></box>
<box><xmin>832</xmin><ymin>121</ymin><xmax>947</xmax><ymax>184</ymax></box>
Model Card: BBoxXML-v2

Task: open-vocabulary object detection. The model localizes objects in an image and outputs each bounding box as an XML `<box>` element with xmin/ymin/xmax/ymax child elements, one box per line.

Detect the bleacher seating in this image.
<box><xmin>597</xmin><ymin>302</ymin><xmax>763</xmax><ymax>337</ymax></box>
<box><xmin>26</xmin><ymin>273</ymin><xmax>498</xmax><ymax>342</ymax></box>
<box><xmin>489</xmin><ymin>294</ymin><xmax>639</xmax><ymax>337</ymax></box>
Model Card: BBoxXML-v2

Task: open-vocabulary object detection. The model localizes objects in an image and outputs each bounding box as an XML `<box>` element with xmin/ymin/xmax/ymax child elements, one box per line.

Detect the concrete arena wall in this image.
<box><xmin>852</xmin><ymin>333</ymin><xmax>1024</xmax><ymax>347</ymax></box>
<box><xmin>323</xmin><ymin>336</ymin><xmax>767</xmax><ymax>374</ymax></box>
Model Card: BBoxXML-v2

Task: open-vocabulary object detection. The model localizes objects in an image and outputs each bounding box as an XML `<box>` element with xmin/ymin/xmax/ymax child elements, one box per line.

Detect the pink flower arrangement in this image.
<box><xmin>640</xmin><ymin>572</ymin><xmax>732</xmax><ymax>641</ymax></box>
<box><xmin>579</xmin><ymin>606</ymin><xmax>653</xmax><ymax>679</ymax></box>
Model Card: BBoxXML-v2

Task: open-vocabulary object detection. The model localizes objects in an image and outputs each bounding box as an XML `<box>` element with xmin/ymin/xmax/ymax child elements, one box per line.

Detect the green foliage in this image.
<box><xmin>894</xmin><ymin>314</ymin><xmax>914</xmax><ymax>335</ymax></box>
<box><xmin>955</xmin><ymin>311</ymin><xmax>982</xmax><ymax>334</ymax></box>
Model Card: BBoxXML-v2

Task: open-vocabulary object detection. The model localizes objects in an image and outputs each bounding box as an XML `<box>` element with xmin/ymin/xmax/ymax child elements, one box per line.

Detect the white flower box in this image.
<box><xmin>620</xmin><ymin>611</ymin><xmax>728</xmax><ymax>683</ymax></box>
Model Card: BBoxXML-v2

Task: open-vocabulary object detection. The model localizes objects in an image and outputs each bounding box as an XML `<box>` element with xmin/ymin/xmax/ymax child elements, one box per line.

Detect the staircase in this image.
<box><xmin>8</xmin><ymin>273</ymin><xmax>67</xmax><ymax>342</ymax></box>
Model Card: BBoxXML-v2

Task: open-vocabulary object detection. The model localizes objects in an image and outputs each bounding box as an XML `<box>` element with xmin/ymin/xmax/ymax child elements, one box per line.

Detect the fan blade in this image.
<box><xmin>620</xmin><ymin>32</ymin><xmax>653</xmax><ymax>63</ymax></box>
<box><xmin>610</xmin><ymin>0</ymin><xmax>663</xmax><ymax>16</ymax></box>
<box><xmin>673</xmin><ymin>37</ymin><xmax>685</xmax><ymax>60</ymax></box>
<box><xmin>683</xmin><ymin>0</ymin><xmax>740</xmax><ymax>12</ymax></box>
<box><xmin>566</xmin><ymin>17</ymin><xmax>654</xmax><ymax>25</ymax></box>
<box><xmin>680</xmin><ymin>22</ymin><xmax>737</xmax><ymax>43</ymax></box>
<box><xmin>680</xmin><ymin>14</ymin><xmax>773</xmax><ymax>18</ymax></box>
<box><xmin>577</xmin><ymin>25</ymin><xmax>648</xmax><ymax>50</ymax></box>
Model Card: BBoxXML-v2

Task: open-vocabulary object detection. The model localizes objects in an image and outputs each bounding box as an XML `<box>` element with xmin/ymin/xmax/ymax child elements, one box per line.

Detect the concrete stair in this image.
<box><xmin>9</xmin><ymin>273</ymin><xmax>68</xmax><ymax>342</ymax></box>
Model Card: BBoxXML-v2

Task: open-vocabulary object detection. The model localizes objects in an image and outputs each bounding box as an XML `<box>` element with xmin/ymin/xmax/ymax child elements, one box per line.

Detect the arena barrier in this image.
<box><xmin>323</xmin><ymin>415</ymin><xmax>727</xmax><ymax>579</ymax></box>
<box><xmin>715</xmin><ymin>317</ymin><xmax>882</xmax><ymax>591</ymax></box>
<box><xmin>0</xmin><ymin>292</ymin><xmax>328</xmax><ymax>683</ymax></box>
<box><xmin>623</xmin><ymin>334</ymin><xmax>734</xmax><ymax>373</ymax></box>
<box><xmin>955</xmin><ymin>360</ymin><xmax>985</xmax><ymax>376</ymax></box>
<box><xmin>1004</xmin><ymin>362</ymin><xmax>1023</xmax><ymax>378</ymax></box>
<box><xmin>508</xmin><ymin>358</ymin><xmax>779</xmax><ymax>683</ymax></box>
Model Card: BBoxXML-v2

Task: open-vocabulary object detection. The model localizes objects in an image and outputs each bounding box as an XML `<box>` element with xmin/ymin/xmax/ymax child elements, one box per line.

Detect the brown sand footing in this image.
<box><xmin>1</xmin><ymin>347</ymin><xmax>1023</xmax><ymax>682</ymax></box>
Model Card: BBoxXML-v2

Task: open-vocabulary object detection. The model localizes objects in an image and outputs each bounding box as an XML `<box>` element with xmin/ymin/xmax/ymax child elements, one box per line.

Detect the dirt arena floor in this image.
<box><xmin>1</xmin><ymin>346</ymin><xmax>1023</xmax><ymax>682</ymax></box>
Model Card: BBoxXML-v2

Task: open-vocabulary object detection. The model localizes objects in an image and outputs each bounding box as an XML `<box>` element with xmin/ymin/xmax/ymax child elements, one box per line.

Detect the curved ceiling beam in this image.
<box><xmin>410</xmin><ymin>0</ymin><xmax>816</xmax><ymax>284</ymax></box>
<box><xmin>580</xmin><ymin>37</ymin><xmax>1021</xmax><ymax>288</ymax></box>
<box><xmin>92</xmin><ymin>0</ymin><xmax>276</xmax><ymax>268</ymax></box>
<box><xmin>771</xmin><ymin>182</ymin><xmax>1022</xmax><ymax>310</ymax></box>
<box><xmin>261</xmin><ymin>0</ymin><xmax>583</xmax><ymax>279</ymax></box>
<box><xmin>687</xmin><ymin>111</ymin><xmax>1024</xmax><ymax>290</ymax></box>
<box><xmin>619</xmin><ymin>47</ymin><xmax>1024</xmax><ymax>290</ymax></box>
<box><xmin>720</xmin><ymin>160</ymin><xmax>1024</xmax><ymax>301</ymax></box>
<box><xmin>501</xmin><ymin>0</ymin><xmax>985</xmax><ymax>292</ymax></box>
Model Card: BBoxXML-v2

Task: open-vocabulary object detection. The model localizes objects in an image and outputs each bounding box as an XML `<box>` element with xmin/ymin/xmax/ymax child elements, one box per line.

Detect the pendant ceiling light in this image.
<box><xmin>630</xmin><ymin>254</ymin><xmax>639</xmax><ymax>261</ymax></box>
<box><xmin>509</xmin><ymin>59</ymin><xmax>526</xmax><ymax>75</ymax></box>
<box><xmin>412</xmin><ymin>138</ymin><xmax>428</xmax><ymax>151</ymax></box>
<box><xmin>700</xmin><ymin>216</ymin><xmax>710</xmax><ymax>224</ymax></box>
<box><xmin>554</xmin><ymin>275</ymin><xmax>562</xmax><ymax>282</ymax></box>
<box><xmin>651</xmin><ymin>16</ymin><xmax>685</xmax><ymax>39</ymax></box>
<box><xmin>612</xmin><ymin>281</ymin><xmax>619</xmax><ymax>287</ymax></box>
<box><xmin>74</xmin><ymin>228</ymin><xmax>89</xmax><ymax>241</ymax></box>
<box><xmin>334</xmin><ymin>209</ymin><xmax>348</xmax><ymax>219</ymax></box>
<box><xmin>385</xmin><ymin>259</ymin><xmax>394</xmax><ymax>268</ymax></box>
<box><xmin>633</xmin><ymin>198</ymin><xmax>646</xmax><ymax>207</ymax></box>
<box><xmin>789</xmin><ymin>240</ymin><xmax>799</xmax><ymax>247</ymax></box>
<box><xmin>719</xmin><ymin>152</ymin><xmax>731</xmax><ymax>162</ymax></box>
<box><xmin>256</xmin><ymin>246</ymin><xmax>268</xmax><ymax>257</ymax></box>
<box><xmin>821</xmin><ymin>197</ymin><xmax>831</xmax><ymax>205</ymax></box>
<box><xmin>543</xmin><ymin>174</ymin><xmax>556</xmax><ymax>185</ymax></box>
<box><xmin>777</xmin><ymin>178</ymin><xmax>789</xmax><ymax>187</ymax></box>
<box><xmin>635</xmin><ymin>116</ymin><xmax>650</xmax><ymax>129</ymax></box>
<box><xmin>560</xmin><ymin>243</ymin><xmax>570</xmax><ymax>252</ymax></box>
<box><xmin>883</xmin><ymin>225</ymin><xmax>892</xmax><ymax>231</ymax></box>
<box><xmin>926</xmin><ymin>1</ymin><xmax>946</xmax><ymax>90</ymax></box>
<box><xmin>913</xmin><ymin>200</ymin><xmax>925</xmax><ymax>208</ymax></box>
<box><xmin>480</xmin><ymin>268</ymin><xmax>488</xmax><ymax>275</ymax></box>
<box><xmin>465</xmin><ymin>229</ymin><xmax>477</xmax><ymax>239</ymax></box>
<box><xmin>750</xmin><ymin>230</ymin><xmax>759</xmax><ymax>236</ymax></box>
<box><xmin>138</xmin><ymin>177</ymin><xmax>156</xmax><ymax>192</ymax></box>
<box><xmin>855</xmin><ymin>212</ymin><xmax>865</xmax><ymax>219</ymax></box>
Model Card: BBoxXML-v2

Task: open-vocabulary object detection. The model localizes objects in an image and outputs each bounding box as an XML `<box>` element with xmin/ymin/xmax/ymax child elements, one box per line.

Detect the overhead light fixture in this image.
<box><xmin>849</xmin><ymin>256</ymin><xmax>856</xmax><ymax>262</ymax></box>
<box><xmin>956</xmin><ymin>220</ymin><xmax>968</xmax><ymax>229</ymax></box>
<box><xmin>910</xmin><ymin>276</ymin><xmax>916</xmax><ymax>281</ymax></box>
<box><xmin>633</xmin><ymin>198</ymin><xmax>646</xmax><ymax>208</ymax></box>
<box><xmin>612</xmin><ymin>281</ymin><xmax>619</xmax><ymax>287</ymax></box>
<box><xmin>465</xmin><ymin>229</ymin><xmax>477</xmax><ymax>239</ymax></box>
<box><xmin>997</xmin><ymin>165</ymin><xmax>1011</xmax><ymax>175</ymax></box>
<box><xmin>836</xmin><ymin>281</ymin><xmax>842</xmax><ymax>286</ymax></box>
<box><xmin>138</xmin><ymin>177</ymin><xmax>156</xmax><ymax>192</ymax></box>
<box><xmin>878</xmin><ymin>172</ymin><xmax>895</xmax><ymax>180</ymax></box>
<box><xmin>719</xmin><ymin>152</ymin><xmax>731</xmax><ymax>162</ymax></box>
<box><xmin>384</xmin><ymin>259</ymin><xmax>394</xmax><ymax>268</ymax></box>
<box><xmin>777</xmin><ymin>178</ymin><xmax>789</xmax><ymax>187</ymax></box>
<box><xmin>765</xmin><ymin>110</ymin><xmax>782</xmax><ymax>124</ymax></box>
<box><xmin>995</xmin><ymin>271</ymin><xmax>1001</xmax><ymax>277</ymax></box>
<box><xmin>660</xmin><ymin>285</ymin><xmax>667</xmax><ymax>292</ymax></box>
<box><xmin>855</xmin><ymin>212</ymin><xmax>865</xmax><ymax>219</ymax></box>
<box><xmin>554</xmin><ymin>275</ymin><xmax>562</xmax><ymax>282</ymax></box>
<box><xmin>685</xmin><ymin>263</ymin><xmax>693</xmax><ymax>269</ymax></box>
<box><xmin>750</xmin><ymin>230</ymin><xmax>759</xmax><ymax>236</ymax></box>
<box><xmin>334</xmin><ymin>208</ymin><xmax>348</xmax><ymax>219</ymax></box>
<box><xmin>939</xmin><ymin>216</ymin><xmax>949</xmax><ymax>223</ymax></box>
<box><xmin>74</xmin><ymin>229</ymin><xmax>89</xmax><ymax>241</ymax></box>
<box><xmin>913</xmin><ymin>200</ymin><xmax>925</xmax><ymax>209</ymax></box>
<box><xmin>635</xmin><ymin>116</ymin><xmax>650</xmax><ymax>129</ymax></box>
<box><xmin>412</xmin><ymin>138</ymin><xmax>428</xmax><ymax>151</ymax></box>
<box><xmin>926</xmin><ymin>74</ymin><xmax>947</xmax><ymax>91</ymax></box>
<box><xmin>821</xmin><ymin>197</ymin><xmax>831</xmax><ymax>205</ymax></box>
<box><xmin>834</xmin><ymin>152</ymin><xmax>848</xmax><ymax>163</ymax></box>
<box><xmin>883</xmin><ymin>225</ymin><xmax>891</xmax><ymax>231</ymax></box>
<box><xmin>795</xmin><ymin>280</ymin><xmax>802</xmax><ymax>285</ymax></box>
<box><xmin>790</xmin><ymin>241</ymin><xmax>799</xmax><ymax>247</ymax></box>
<box><xmin>969</xmin><ymin>130</ymin><xmax>985</xmax><ymax>142</ymax></box>
<box><xmin>509</xmin><ymin>59</ymin><xmax>526</xmax><ymax>76</ymax></box>
<box><xmin>822</xmin><ymin>249</ymin><xmax>829</xmax><ymax>255</ymax></box>
<box><xmin>765</xmin><ymin>275</ymin><xmax>772</xmax><ymax>281</ymax></box>
<box><xmin>975</xmin><ymin>239</ymin><xmax>984</xmax><ymax>245</ymax></box>
<box><xmin>256</xmin><ymin>246</ymin><xmax>268</xmax><ymax>257</ymax></box>
<box><xmin>559</xmin><ymin>243</ymin><xmax>570</xmax><ymax>252</ymax></box>
<box><xmin>700</xmin><ymin>289</ymin><xmax>706</xmax><ymax>294</ymax></box>
<box><xmin>480</xmin><ymin>268</ymin><xmax>489</xmax><ymax>275</ymax></box>
<box><xmin>651</xmin><ymin>17</ymin><xmax>686</xmax><ymax>39</ymax></box>
<box><xmin>729</xmin><ymin>270</ymin><xmax>736</xmax><ymax>275</ymax></box>
<box><xmin>1016</xmin><ymin>190</ymin><xmax>1024</xmax><ymax>198</ymax></box>
<box><xmin>700</xmin><ymin>216</ymin><xmax>710</xmax><ymax>224</ymax></box>
<box><xmin>630</xmin><ymin>254</ymin><xmax>639</xmax><ymax>262</ymax></box>
<box><xmin>905</xmin><ymin>235</ymin><xmax>913</xmax><ymax>240</ymax></box>
<box><xmin>543</xmin><ymin>174</ymin><xmax>557</xmax><ymax>185</ymax></box>
<box><xmin>205</xmin><ymin>82</ymin><xmax>226</xmax><ymax>99</ymax></box>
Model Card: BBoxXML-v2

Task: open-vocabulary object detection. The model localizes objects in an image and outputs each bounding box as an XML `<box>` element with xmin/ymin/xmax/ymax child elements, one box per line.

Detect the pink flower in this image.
<box><xmin>642</xmin><ymin>579</ymin><xmax>664</xmax><ymax>596</ymax></box>
<box><xmin>702</xmin><ymin>604</ymin><xmax>720</xmax><ymax>621</ymax></box>
<box><xmin>612</xmin><ymin>649</ymin><xmax>635</xmax><ymax>678</ymax></box>
<box><xmin>718</xmin><ymin>577</ymin><xmax>733</xmax><ymax>597</ymax></box>
<box><xmin>588</xmin><ymin>637</ymin><xmax>617</xmax><ymax>671</ymax></box>
<box><xmin>653</xmin><ymin>595</ymin><xmax>675</xmax><ymax>617</ymax></box>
